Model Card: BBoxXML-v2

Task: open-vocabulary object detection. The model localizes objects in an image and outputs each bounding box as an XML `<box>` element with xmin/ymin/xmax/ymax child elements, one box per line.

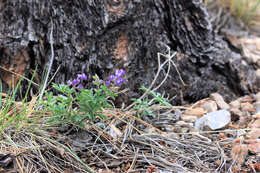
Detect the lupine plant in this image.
<box><xmin>42</xmin><ymin>69</ymin><xmax>126</xmax><ymax>127</ymax></box>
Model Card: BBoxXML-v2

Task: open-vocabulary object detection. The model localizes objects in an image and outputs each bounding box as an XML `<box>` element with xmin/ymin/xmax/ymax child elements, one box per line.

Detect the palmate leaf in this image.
<box><xmin>140</xmin><ymin>86</ymin><xmax>172</xmax><ymax>106</ymax></box>
<box><xmin>132</xmin><ymin>87</ymin><xmax>173</xmax><ymax>118</ymax></box>
<box><xmin>52</xmin><ymin>83</ymin><xmax>73</xmax><ymax>95</ymax></box>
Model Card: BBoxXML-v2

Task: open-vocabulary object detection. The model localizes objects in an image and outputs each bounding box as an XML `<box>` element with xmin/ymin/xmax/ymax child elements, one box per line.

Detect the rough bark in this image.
<box><xmin>0</xmin><ymin>0</ymin><xmax>259</xmax><ymax>104</ymax></box>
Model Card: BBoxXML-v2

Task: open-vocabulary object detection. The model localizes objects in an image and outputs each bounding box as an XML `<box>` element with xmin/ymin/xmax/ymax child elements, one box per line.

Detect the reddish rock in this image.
<box><xmin>184</xmin><ymin>107</ymin><xmax>206</xmax><ymax>117</ymax></box>
<box><xmin>210</xmin><ymin>93</ymin><xmax>230</xmax><ymax>110</ymax></box>
<box><xmin>241</xmin><ymin>102</ymin><xmax>255</xmax><ymax>112</ymax></box>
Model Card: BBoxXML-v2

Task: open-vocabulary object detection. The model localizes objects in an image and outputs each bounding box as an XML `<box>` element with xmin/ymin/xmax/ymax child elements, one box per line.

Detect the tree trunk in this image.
<box><xmin>0</xmin><ymin>0</ymin><xmax>259</xmax><ymax>104</ymax></box>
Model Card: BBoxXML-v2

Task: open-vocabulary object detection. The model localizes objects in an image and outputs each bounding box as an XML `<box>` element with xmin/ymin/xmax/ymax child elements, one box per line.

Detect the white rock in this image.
<box><xmin>254</xmin><ymin>102</ymin><xmax>260</xmax><ymax>113</ymax></box>
<box><xmin>195</xmin><ymin>110</ymin><xmax>231</xmax><ymax>130</ymax></box>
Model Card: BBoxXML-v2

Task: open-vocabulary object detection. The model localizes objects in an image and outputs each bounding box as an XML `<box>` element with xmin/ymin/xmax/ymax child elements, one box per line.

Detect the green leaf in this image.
<box><xmin>140</xmin><ymin>86</ymin><xmax>172</xmax><ymax>106</ymax></box>
<box><xmin>52</xmin><ymin>83</ymin><xmax>73</xmax><ymax>95</ymax></box>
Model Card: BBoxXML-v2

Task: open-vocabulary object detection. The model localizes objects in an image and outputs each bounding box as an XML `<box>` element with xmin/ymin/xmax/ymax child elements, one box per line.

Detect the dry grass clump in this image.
<box><xmin>218</xmin><ymin>0</ymin><xmax>260</xmax><ymax>27</ymax></box>
<box><xmin>0</xmin><ymin>108</ymin><xmax>230</xmax><ymax>172</ymax></box>
<box><xmin>0</xmin><ymin>128</ymin><xmax>93</xmax><ymax>172</ymax></box>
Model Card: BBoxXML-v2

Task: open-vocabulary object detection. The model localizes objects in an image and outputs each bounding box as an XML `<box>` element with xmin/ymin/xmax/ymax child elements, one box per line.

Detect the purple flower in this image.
<box><xmin>115</xmin><ymin>69</ymin><xmax>125</xmax><ymax>77</ymax></box>
<box><xmin>105</xmin><ymin>80</ymin><xmax>111</xmax><ymax>86</ymax></box>
<box><xmin>108</xmin><ymin>75</ymin><xmax>115</xmax><ymax>81</ymax></box>
<box><xmin>77</xmin><ymin>73</ymin><xmax>87</xmax><ymax>81</ymax></box>
<box><xmin>82</xmin><ymin>74</ymin><xmax>87</xmax><ymax>80</ymax></box>
<box><xmin>115</xmin><ymin>77</ymin><xmax>125</xmax><ymax>86</ymax></box>
<box><xmin>67</xmin><ymin>80</ymin><xmax>72</xmax><ymax>85</ymax></box>
<box><xmin>72</xmin><ymin>79</ymin><xmax>80</xmax><ymax>86</ymax></box>
<box><xmin>77</xmin><ymin>84</ymin><xmax>84</xmax><ymax>89</ymax></box>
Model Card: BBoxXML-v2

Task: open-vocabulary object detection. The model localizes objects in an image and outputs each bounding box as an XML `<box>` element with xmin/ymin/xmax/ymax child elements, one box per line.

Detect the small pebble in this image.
<box><xmin>176</xmin><ymin>121</ymin><xmax>193</xmax><ymax>127</ymax></box>
<box><xmin>181</xmin><ymin>115</ymin><xmax>198</xmax><ymax>123</ymax></box>
<box><xmin>210</xmin><ymin>93</ymin><xmax>230</xmax><ymax>110</ymax></box>
<box><xmin>241</xmin><ymin>102</ymin><xmax>255</xmax><ymax>112</ymax></box>
<box><xmin>254</xmin><ymin>102</ymin><xmax>260</xmax><ymax>113</ymax></box>
<box><xmin>254</xmin><ymin>92</ymin><xmax>260</xmax><ymax>102</ymax></box>
<box><xmin>229</xmin><ymin>99</ymin><xmax>241</xmax><ymax>109</ymax></box>
<box><xmin>255</xmin><ymin>69</ymin><xmax>260</xmax><ymax>79</ymax></box>
<box><xmin>230</xmin><ymin>108</ymin><xmax>244</xmax><ymax>120</ymax></box>
<box><xmin>201</xmin><ymin>100</ymin><xmax>218</xmax><ymax>112</ymax></box>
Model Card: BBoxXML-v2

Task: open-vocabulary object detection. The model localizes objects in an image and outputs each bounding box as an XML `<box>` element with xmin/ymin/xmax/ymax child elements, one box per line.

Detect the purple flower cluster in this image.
<box><xmin>106</xmin><ymin>69</ymin><xmax>126</xmax><ymax>87</ymax></box>
<box><xmin>67</xmin><ymin>73</ymin><xmax>87</xmax><ymax>89</ymax></box>
<box><xmin>67</xmin><ymin>69</ymin><xmax>125</xmax><ymax>89</ymax></box>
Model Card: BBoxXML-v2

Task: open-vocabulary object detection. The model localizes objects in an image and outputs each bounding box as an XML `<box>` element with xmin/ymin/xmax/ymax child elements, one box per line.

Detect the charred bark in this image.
<box><xmin>0</xmin><ymin>0</ymin><xmax>259</xmax><ymax>104</ymax></box>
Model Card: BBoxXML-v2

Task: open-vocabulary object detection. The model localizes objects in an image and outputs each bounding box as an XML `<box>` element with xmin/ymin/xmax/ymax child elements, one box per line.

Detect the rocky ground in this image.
<box><xmin>0</xmin><ymin>1</ymin><xmax>259</xmax><ymax>173</ymax></box>
<box><xmin>69</xmin><ymin>91</ymin><xmax>260</xmax><ymax>172</ymax></box>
